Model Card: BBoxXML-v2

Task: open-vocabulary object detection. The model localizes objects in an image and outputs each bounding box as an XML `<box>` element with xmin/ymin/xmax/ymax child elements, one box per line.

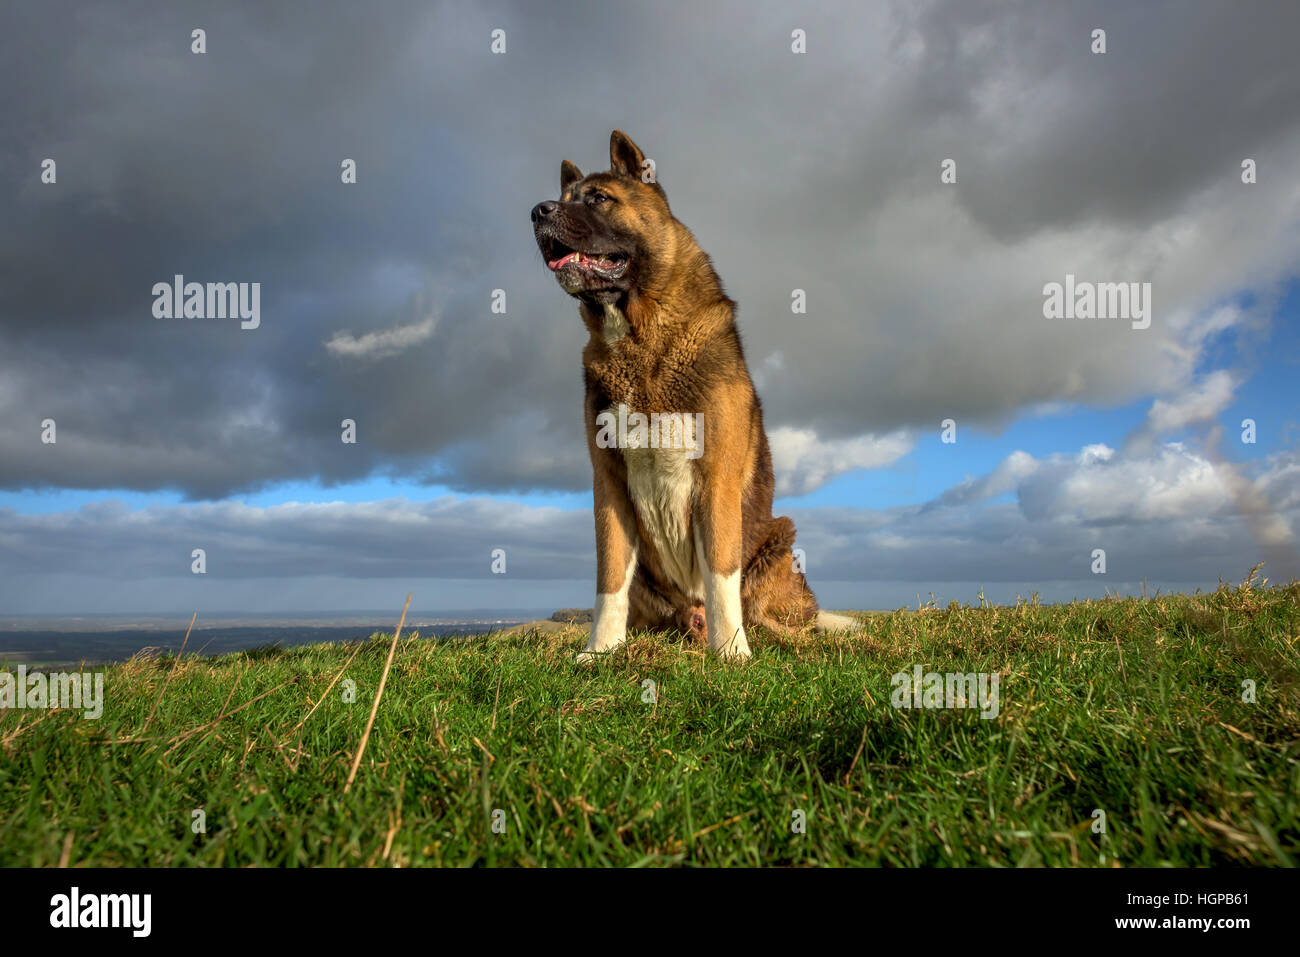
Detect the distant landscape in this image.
<box><xmin>0</xmin><ymin>611</ymin><xmax>551</xmax><ymax>667</ymax></box>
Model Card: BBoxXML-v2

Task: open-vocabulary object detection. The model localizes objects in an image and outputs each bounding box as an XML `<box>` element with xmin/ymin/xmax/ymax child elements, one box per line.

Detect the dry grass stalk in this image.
<box><xmin>343</xmin><ymin>593</ymin><xmax>412</xmax><ymax>794</ymax></box>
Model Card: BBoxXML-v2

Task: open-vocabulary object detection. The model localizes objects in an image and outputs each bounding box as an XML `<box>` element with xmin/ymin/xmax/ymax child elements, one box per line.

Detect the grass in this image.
<box><xmin>1</xmin><ymin>571</ymin><xmax>1297</xmax><ymax>867</ymax></box>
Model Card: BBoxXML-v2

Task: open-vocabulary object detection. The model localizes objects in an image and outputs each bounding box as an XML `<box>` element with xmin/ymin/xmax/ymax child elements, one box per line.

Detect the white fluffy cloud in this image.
<box><xmin>1145</xmin><ymin>370</ymin><xmax>1237</xmax><ymax>434</ymax></box>
<box><xmin>935</xmin><ymin>440</ymin><xmax>1250</xmax><ymax>526</ymax></box>
<box><xmin>325</xmin><ymin>312</ymin><xmax>439</xmax><ymax>360</ymax></box>
<box><xmin>770</xmin><ymin>428</ymin><xmax>913</xmax><ymax>495</ymax></box>
<box><xmin>937</xmin><ymin>450</ymin><xmax>1039</xmax><ymax>507</ymax></box>
<box><xmin>1017</xmin><ymin>443</ymin><xmax>1232</xmax><ymax>524</ymax></box>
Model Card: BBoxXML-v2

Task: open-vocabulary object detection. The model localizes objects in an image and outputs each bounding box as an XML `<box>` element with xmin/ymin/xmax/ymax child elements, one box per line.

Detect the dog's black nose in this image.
<box><xmin>531</xmin><ymin>201</ymin><xmax>558</xmax><ymax>224</ymax></box>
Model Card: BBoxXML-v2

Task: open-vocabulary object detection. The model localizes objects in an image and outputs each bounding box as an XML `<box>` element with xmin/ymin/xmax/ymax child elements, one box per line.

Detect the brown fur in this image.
<box><xmin>534</xmin><ymin>131</ymin><xmax>819</xmax><ymax>646</ymax></box>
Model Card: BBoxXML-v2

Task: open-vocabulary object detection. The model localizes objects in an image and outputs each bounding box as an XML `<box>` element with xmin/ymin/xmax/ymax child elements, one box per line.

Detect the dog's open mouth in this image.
<box><xmin>545</xmin><ymin>243</ymin><xmax>629</xmax><ymax>279</ymax></box>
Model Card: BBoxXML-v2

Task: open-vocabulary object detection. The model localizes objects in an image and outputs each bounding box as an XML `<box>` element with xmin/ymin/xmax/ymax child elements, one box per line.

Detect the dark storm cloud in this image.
<box><xmin>2</xmin><ymin>0</ymin><xmax>1299</xmax><ymax>500</ymax></box>
<box><xmin>1</xmin><ymin>0</ymin><xmax>587</xmax><ymax>497</ymax></box>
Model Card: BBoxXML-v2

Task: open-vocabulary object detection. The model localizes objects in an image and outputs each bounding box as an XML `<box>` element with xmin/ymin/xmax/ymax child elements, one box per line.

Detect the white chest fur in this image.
<box><xmin>623</xmin><ymin>442</ymin><xmax>701</xmax><ymax>600</ymax></box>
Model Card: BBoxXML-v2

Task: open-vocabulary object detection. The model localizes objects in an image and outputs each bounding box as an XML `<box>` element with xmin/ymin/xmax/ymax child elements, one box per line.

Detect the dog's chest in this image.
<box><xmin>599</xmin><ymin>304</ymin><xmax>701</xmax><ymax>597</ymax></box>
<box><xmin>623</xmin><ymin>442</ymin><xmax>700</xmax><ymax>598</ymax></box>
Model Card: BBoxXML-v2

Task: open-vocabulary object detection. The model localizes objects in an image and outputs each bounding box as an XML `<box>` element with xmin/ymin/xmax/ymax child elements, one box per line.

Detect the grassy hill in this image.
<box><xmin>1</xmin><ymin>572</ymin><xmax>1297</xmax><ymax>866</ymax></box>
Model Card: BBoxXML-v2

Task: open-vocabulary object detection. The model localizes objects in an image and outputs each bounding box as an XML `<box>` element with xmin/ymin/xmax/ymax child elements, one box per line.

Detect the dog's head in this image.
<box><xmin>531</xmin><ymin>131</ymin><xmax>673</xmax><ymax>303</ymax></box>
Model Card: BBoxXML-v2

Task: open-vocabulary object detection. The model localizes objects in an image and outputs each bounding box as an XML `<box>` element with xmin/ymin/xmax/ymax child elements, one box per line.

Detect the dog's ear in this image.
<box><xmin>560</xmin><ymin>159</ymin><xmax>583</xmax><ymax>191</ymax></box>
<box><xmin>609</xmin><ymin>130</ymin><xmax>647</xmax><ymax>180</ymax></box>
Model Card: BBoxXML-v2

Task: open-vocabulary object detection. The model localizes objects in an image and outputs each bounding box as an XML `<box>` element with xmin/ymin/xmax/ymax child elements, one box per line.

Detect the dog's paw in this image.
<box><xmin>711</xmin><ymin>627</ymin><xmax>752</xmax><ymax>661</ymax></box>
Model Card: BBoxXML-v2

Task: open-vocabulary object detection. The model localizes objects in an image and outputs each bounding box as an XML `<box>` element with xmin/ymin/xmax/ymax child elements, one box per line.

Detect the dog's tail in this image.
<box><xmin>815</xmin><ymin>611</ymin><xmax>859</xmax><ymax>633</ymax></box>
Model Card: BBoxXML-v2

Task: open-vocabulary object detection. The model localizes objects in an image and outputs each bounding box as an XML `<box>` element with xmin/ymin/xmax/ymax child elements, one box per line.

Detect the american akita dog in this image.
<box><xmin>531</xmin><ymin>131</ymin><xmax>850</xmax><ymax>660</ymax></box>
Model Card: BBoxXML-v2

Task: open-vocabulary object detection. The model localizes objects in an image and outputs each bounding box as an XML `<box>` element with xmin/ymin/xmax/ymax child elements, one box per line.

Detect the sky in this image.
<box><xmin>1</xmin><ymin>0</ymin><xmax>1298</xmax><ymax>615</ymax></box>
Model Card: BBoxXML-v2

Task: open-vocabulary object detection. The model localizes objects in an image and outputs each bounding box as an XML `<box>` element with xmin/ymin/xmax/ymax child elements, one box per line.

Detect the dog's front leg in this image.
<box><xmin>693</xmin><ymin>486</ymin><xmax>750</xmax><ymax>660</ymax></box>
<box><xmin>578</xmin><ymin>475</ymin><xmax>639</xmax><ymax>664</ymax></box>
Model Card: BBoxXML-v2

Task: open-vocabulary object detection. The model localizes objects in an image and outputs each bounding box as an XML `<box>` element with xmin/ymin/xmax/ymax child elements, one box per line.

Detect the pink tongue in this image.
<box><xmin>549</xmin><ymin>252</ymin><xmax>619</xmax><ymax>271</ymax></box>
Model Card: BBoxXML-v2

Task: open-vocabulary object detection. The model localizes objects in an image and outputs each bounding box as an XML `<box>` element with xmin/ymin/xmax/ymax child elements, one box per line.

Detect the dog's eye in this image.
<box><xmin>588</xmin><ymin>192</ymin><xmax>610</xmax><ymax>205</ymax></box>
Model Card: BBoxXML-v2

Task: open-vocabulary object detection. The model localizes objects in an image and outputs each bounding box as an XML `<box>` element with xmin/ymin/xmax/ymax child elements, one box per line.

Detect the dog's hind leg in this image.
<box><xmin>741</xmin><ymin>516</ymin><xmax>820</xmax><ymax>636</ymax></box>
